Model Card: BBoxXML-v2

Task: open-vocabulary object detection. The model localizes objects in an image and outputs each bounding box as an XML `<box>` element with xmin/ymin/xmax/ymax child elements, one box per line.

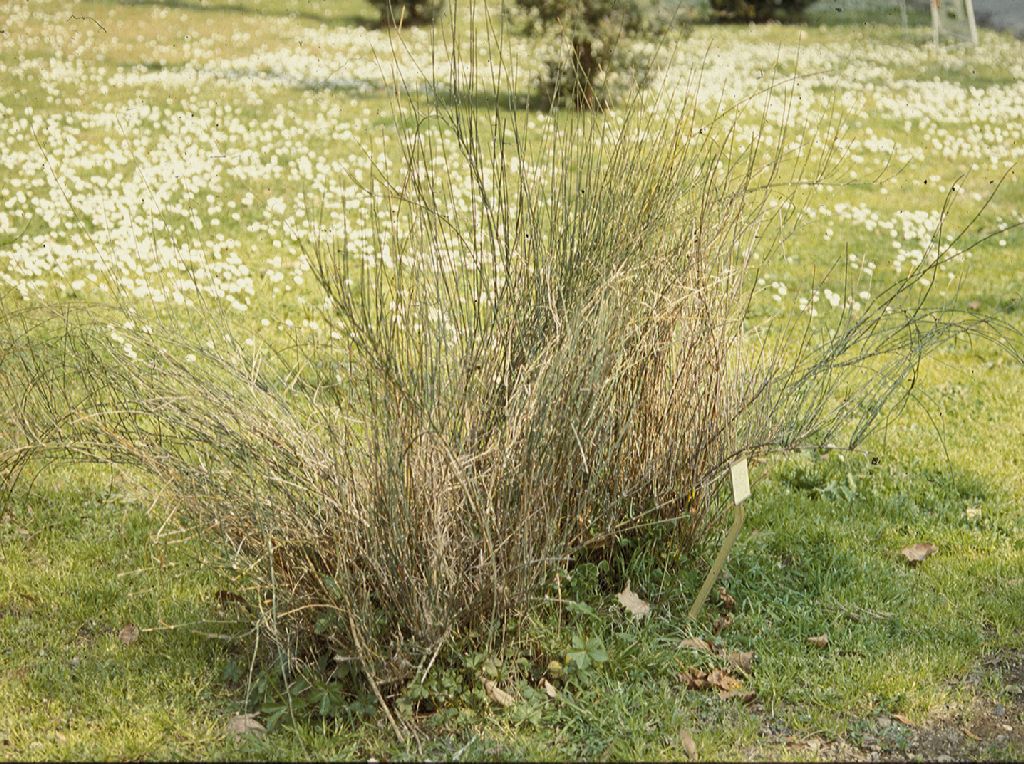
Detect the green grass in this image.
<box><xmin>2</xmin><ymin>0</ymin><xmax>1024</xmax><ymax>759</ymax></box>
<box><xmin>4</xmin><ymin>374</ymin><xmax>1022</xmax><ymax>760</ymax></box>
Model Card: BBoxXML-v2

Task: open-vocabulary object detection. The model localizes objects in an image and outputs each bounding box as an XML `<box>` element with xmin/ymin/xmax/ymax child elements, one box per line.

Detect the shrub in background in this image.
<box><xmin>369</xmin><ymin>0</ymin><xmax>443</xmax><ymax>27</ymax></box>
<box><xmin>710</xmin><ymin>0</ymin><xmax>816</xmax><ymax>22</ymax></box>
<box><xmin>512</xmin><ymin>0</ymin><xmax>670</xmax><ymax>109</ymax></box>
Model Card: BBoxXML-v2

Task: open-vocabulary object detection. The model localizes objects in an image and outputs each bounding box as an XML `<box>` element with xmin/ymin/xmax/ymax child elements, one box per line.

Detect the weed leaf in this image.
<box><xmin>901</xmin><ymin>543</ymin><xmax>937</xmax><ymax>564</ymax></box>
<box><xmin>725</xmin><ymin>650</ymin><xmax>754</xmax><ymax>674</ymax></box>
<box><xmin>679</xmin><ymin>729</ymin><xmax>698</xmax><ymax>760</ymax></box>
<box><xmin>117</xmin><ymin>624</ymin><xmax>139</xmax><ymax>646</ymax></box>
<box><xmin>716</xmin><ymin>586</ymin><xmax>736</xmax><ymax>612</ymax></box>
<box><xmin>483</xmin><ymin>679</ymin><xmax>515</xmax><ymax>708</ymax></box>
<box><xmin>226</xmin><ymin>713</ymin><xmax>265</xmax><ymax>738</ymax></box>
<box><xmin>679</xmin><ymin>637</ymin><xmax>712</xmax><ymax>653</ymax></box>
<box><xmin>616</xmin><ymin>581</ymin><xmax>651</xmax><ymax>618</ymax></box>
<box><xmin>712</xmin><ymin>613</ymin><xmax>733</xmax><ymax>635</ymax></box>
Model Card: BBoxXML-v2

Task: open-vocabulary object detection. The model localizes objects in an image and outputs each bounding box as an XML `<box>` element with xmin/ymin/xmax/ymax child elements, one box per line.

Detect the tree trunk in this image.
<box><xmin>571</xmin><ymin>37</ymin><xmax>599</xmax><ymax>110</ymax></box>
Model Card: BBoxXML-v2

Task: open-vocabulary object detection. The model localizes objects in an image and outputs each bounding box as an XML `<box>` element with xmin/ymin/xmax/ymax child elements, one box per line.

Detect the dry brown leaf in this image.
<box><xmin>679</xmin><ymin>729</ymin><xmax>698</xmax><ymax>761</ymax></box>
<box><xmin>716</xmin><ymin>586</ymin><xmax>736</xmax><ymax>612</ymax></box>
<box><xmin>892</xmin><ymin>713</ymin><xmax>914</xmax><ymax>727</ymax></box>
<box><xmin>720</xmin><ymin>689</ymin><xmax>758</xmax><ymax>704</ymax></box>
<box><xmin>118</xmin><ymin>624</ymin><xmax>139</xmax><ymax>646</ymax></box>
<box><xmin>712</xmin><ymin>613</ymin><xmax>733</xmax><ymax>636</ymax></box>
<box><xmin>681</xmin><ymin>668</ymin><xmax>710</xmax><ymax>690</ymax></box>
<box><xmin>540</xmin><ymin>678</ymin><xmax>557</xmax><ymax>699</ymax></box>
<box><xmin>725</xmin><ymin>650</ymin><xmax>754</xmax><ymax>674</ymax></box>
<box><xmin>684</xmin><ymin>665</ymin><xmax>750</xmax><ymax>700</ymax></box>
<box><xmin>679</xmin><ymin>637</ymin><xmax>712</xmax><ymax>653</ymax></box>
<box><xmin>807</xmin><ymin>634</ymin><xmax>829</xmax><ymax>649</ymax></box>
<box><xmin>900</xmin><ymin>543</ymin><xmax>937</xmax><ymax>564</ymax></box>
<box><xmin>226</xmin><ymin>713</ymin><xmax>265</xmax><ymax>738</ymax></box>
<box><xmin>616</xmin><ymin>581</ymin><xmax>651</xmax><ymax>618</ymax></box>
<box><xmin>706</xmin><ymin>668</ymin><xmax>743</xmax><ymax>692</ymax></box>
<box><xmin>483</xmin><ymin>679</ymin><xmax>515</xmax><ymax>708</ymax></box>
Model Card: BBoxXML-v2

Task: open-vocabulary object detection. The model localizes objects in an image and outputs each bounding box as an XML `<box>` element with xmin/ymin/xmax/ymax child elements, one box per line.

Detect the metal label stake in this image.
<box><xmin>687</xmin><ymin>458</ymin><xmax>750</xmax><ymax>621</ymax></box>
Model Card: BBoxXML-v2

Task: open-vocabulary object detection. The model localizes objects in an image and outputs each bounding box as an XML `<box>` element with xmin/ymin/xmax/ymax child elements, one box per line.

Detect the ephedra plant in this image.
<box><xmin>0</xmin><ymin>17</ymin><xmax>1018</xmax><ymax>737</ymax></box>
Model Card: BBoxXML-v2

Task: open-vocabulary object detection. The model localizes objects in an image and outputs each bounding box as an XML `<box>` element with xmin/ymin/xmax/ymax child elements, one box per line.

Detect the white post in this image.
<box><xmin>931</xmin><ymin>0</ymin><xmax>941</xmax><ymax>47</ymax></box>
<box><xmin>963</xmin><ymin>0</ymin><xmax>979</xmax><ymax>46</ymax></box>
<box><xmin>899</xmin><ymin>0</ymin><xmax>909</xmax><ymax>31</ymax></box>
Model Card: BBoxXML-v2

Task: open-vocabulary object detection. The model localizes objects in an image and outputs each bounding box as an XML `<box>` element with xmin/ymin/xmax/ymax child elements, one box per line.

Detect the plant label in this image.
<box><xmin>730</xmin><ymin>458</ymin><xmax>750</xmax><ymax>505</ymax></box>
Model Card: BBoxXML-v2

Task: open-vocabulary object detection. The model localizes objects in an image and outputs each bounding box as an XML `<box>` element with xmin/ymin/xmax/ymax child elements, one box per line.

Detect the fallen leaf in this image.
<box><xmin>117</xmin><ymin>624</ymin><xmax>139</xmax><ymax>645</ymax></box>
<box><xmin>706</xmin><ymin>668</ymin><xmax>743</xmax><ymax>692</ymax></box>
<box><xmin>712</xmin><ymin>613</ymin><xmax>733</xmax><ymax>636</ymax></box>
<box><xmin>679</xmin><ymin>729</ymin><xmax>698</xmax><ymax>761</ymax></box>
<box><xmin>540</xmin><ymin>678</ymin><xmax>557</xmax><ymax>699</ymax></box>
<box><xmin>483</xmin><ymin>679</ymin><xmax>515</xmax><ymax>708</ymax></box>
<box><xmin>900</xmin><ymin>543</ymin><xmax>937</xmax><ymax>564</ymax></box>
<box><xmin>967</xmin><ymin>300</ymin><xmax>981</xmax><ymax>311</ymax></box>
<box><xmin>226</xmin><ymin>713</ymin><xmax>265</xmax><ymax>738</ymax></box>
<box><xmin>683</xmin><ymin>666</ymin><xmax>751</xmax><ymax>700</ymax></box>
<box><xmin>679</xmin><ymin>637</ymin><xmax>712</xmax><ymax>653</ymax></box>
<box><xmin>616</xmin><ymin>581</ymin><xmax>651</xmax><ymax>618</ymax></box>
<box><xmin>807</xmin><ymin>634</ymin><xmax>829</xmax><ymax>648</ymax></box>
<box><xmin>681</xmin><ymin>668</ymin><xmax>710</xmax><ymax>690</ymax></box>
<box><xmin>965</xmin><ymin>506</ymin><xmax>982</xmax><ymax>520</ymax></box>
<box><xmin>892</xmin><ymin>713</ymin><xmax>914</xmax><ymax>727</ymax></box>
<box><xmin>716</xmin><ymin>586</ymin><xmax>736</xmax><ymax>612</ymax></box>
<box><xmin>720</xmin><ymin>689</ymin><xmax>758</xmax><ymax>704</ymax></box>
<box><xmin>725</xmin><ymin>650</ymin><xmax>754</xmax><ymax>674</ymax></box>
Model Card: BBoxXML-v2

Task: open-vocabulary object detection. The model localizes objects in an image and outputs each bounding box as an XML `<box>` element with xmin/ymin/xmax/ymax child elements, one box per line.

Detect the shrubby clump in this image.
<box><xmin>710</xmin><ymin>0</ymin><xmax>815</xmax><ymax>22</ymax></box>
<box><xmin>369</xmin><ymin>0</ymin><xmax>443</xmax><ymax>27</ymax></box>
<box><xmin>512</xmin><ymin>0</ymin><xmax>673</xmax><ymax>109</ymax></box>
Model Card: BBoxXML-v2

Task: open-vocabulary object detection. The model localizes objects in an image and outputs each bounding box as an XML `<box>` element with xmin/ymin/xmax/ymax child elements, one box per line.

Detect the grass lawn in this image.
<box><xmin>1</xmin><ymin>0</ymin><xmax>1023</xmax><ymax>760</ymax></box>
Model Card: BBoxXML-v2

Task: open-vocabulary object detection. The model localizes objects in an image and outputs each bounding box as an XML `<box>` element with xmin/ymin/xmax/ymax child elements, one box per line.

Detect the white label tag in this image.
<box><xmin>730</xmin><ymin>458</ymin><xmax>750</xmax><ymax>505</ymax></box>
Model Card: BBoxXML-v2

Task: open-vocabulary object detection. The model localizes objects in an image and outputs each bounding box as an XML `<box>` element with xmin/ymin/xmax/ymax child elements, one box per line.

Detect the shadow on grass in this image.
<box><xmin>121</xmin><ymin>58</ymin><xmax>553</xmax><ymax>115</ymax></box>
<box><xmin>432</xmin><ymin>86</ymin><xmax>557</xmax><ymax>114</ymax></box>
<box><xmin>685</xmin><ymin>0</ymin><xmax>932</xmax><ymax>30</ymax></box>
<box><xmin>111</xmin><ymin>0</ymin><xmax>376</xmax><ymax>28</ymax></box>
<box><xmin>802</xmin><ymin>7</ymin><xmax>931</xmax><ymax>28</ymax></box>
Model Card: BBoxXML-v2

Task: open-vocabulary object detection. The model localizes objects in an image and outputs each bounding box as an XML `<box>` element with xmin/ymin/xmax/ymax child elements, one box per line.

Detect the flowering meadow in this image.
<box><xmin>1</xmin><ymin>0</ymin><xmax>1023</xmax><ymax>760</ymax></box>
<box><xmin>3</xmin><ymin>1</ymin><xmax>1022</xmax><ymax>333</ymax></box>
